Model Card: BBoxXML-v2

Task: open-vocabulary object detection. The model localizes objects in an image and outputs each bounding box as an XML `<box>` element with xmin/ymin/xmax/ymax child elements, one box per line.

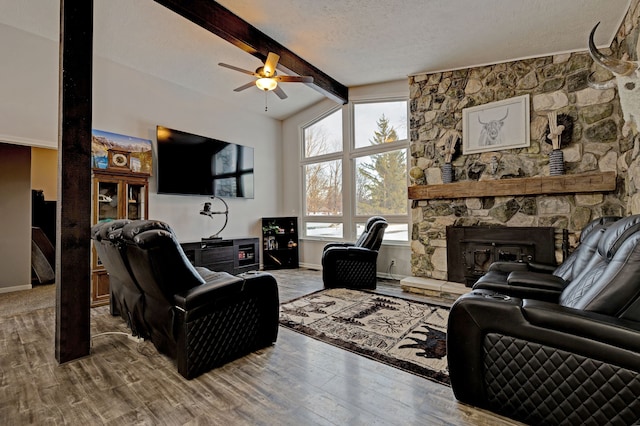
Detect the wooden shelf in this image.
<box><xmin>408</xmin><ymin>171</ymin><xmax>616</xmax><ymax>200</ymax></box>
<box><xmin>262</xmin><ymin>217</ymin><xmax>299</xmax><ymax>270</ymax></box>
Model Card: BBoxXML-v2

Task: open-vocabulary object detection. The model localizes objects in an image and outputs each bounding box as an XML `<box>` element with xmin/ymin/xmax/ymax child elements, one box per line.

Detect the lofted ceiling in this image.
<box><xmin>0</xmin><ymin>0</ymin><xmax>632</xmax><ymax>120</ymax></box>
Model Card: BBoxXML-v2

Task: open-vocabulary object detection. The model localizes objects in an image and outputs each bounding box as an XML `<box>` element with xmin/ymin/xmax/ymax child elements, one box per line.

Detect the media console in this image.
<box><xmin>181</xmin><ymin>237</ymin><xmax>259</xmax><ymax>275</ymax></box>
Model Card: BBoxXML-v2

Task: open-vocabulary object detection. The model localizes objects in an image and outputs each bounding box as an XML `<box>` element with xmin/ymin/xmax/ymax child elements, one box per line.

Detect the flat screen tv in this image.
<box><xmin>156</xmin><ymin>126</ymin><xmax>254</xmax><ymax>198</ymax></box>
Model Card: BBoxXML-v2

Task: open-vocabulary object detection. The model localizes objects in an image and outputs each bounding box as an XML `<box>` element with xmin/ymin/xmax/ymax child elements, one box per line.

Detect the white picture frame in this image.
<box><xmin>462</xmin><ymin>94</ymin><xmax>530</xmax><ymax>154</ymax></box>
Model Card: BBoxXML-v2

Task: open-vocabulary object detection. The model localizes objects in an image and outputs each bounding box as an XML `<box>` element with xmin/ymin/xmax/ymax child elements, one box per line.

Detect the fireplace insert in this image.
<box><xmin>446</xmin><ymin>226</ymin><xmax>566</xmax><ymax>286</ymax></box>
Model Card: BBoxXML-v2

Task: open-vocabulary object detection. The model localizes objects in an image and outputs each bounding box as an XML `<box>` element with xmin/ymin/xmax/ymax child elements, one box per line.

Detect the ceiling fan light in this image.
<box><xmin>256</xmin><ymin>77</ymin><xmax>277</xmax><ymax>91</ymax></box>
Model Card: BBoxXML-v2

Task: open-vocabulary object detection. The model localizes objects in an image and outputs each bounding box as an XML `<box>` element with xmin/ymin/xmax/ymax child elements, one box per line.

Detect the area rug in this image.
<box><xmin>279</xmin><ymin>288</ymin><xmax>450</xmax><ymax>385</ymax></box>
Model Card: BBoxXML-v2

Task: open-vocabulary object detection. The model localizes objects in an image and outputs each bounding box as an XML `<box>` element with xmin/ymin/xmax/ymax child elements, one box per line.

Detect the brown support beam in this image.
<box><xmin>153</xmin><ymin>0</ymin><xmax>349</xmax><ymax>105</ymax></box>
<box><xmin>56</xmin><ymin>0</ymin><xmax>93</xmax><ymax>363</ymax></box>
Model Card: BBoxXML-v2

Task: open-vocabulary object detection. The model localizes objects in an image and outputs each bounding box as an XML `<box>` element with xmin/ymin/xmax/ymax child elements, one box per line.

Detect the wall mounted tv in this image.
<box><xmin>156</xmin><ymin>126</ymin><xmax>254</xmax><ymax>198</ymax></box>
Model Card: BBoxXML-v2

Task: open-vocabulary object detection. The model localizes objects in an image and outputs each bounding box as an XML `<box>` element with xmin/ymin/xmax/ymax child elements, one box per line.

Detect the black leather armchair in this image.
<box><xmin>473</xmin><ymin>216</ymin><xmax>621</xmax><ymax>301</ymax></box>
<box><xmin>447</xmin><ymin>215</ymin><xmax>640</xmax><ymax>425</ymax></box>
<box><xmin>91</xmin><ymin>219</ymin><xmax>150</xmax><ymax>338</ymax></box>
<box><xmin>322</xmin><ymin>216</ymin><xmax>388</xmax><ymax>289</ymax></box>
<box><xmin>99</xmin><ymin>219</ymin><xmax>279</xmax><ymax>379</ymax></box>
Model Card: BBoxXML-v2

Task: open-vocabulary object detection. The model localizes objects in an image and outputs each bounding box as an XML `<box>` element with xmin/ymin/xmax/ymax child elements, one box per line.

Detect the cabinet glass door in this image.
<box><xmin>126</xmin><ymin>183</ymin><xmax>146</xmax><ymax>220</ymax></box>
<box><xmin>97</xmin><ymin>181</ymin><xmax>119</xmax><ymax>222</ymax></box>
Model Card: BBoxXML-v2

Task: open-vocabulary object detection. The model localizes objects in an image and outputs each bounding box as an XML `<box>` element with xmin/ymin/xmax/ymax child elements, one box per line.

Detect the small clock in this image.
<box><xmin>108</xmin><ymin>149</ymin><xmax>130</xmax><ymax>170</ymax></box>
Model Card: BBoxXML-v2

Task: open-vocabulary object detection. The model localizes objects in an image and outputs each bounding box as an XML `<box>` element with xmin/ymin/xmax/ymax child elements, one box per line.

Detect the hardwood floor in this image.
<box><xmin>0</xmin><ymin>269</ymin><xmax>522</xmax><ymax>425</ymax></box>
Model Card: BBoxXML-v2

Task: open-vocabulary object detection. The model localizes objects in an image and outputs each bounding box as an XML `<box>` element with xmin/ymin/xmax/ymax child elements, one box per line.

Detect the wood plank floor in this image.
<box><xmin>0</xmin><ymin>269</ymin><xmax>523</xmax><ymax>425</ymax></box>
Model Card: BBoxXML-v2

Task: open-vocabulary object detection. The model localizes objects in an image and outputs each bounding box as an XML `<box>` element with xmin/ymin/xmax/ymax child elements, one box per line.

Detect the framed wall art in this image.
<box><xmin>91</xmin><ymin>129</ymin><xmax>153</xmax><ymax>174</ymax></box>
<box><xmin>462</xmin><ymin>94</ymin><xmax>530</xmax><ymax>154</ymax></box>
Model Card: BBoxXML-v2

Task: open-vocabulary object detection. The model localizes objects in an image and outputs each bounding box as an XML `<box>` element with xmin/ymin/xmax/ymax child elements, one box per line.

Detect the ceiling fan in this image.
<box><xmin>218</xmin><ymin>52</ymin><xmax>313</xmax><ymax>100</ymax></box>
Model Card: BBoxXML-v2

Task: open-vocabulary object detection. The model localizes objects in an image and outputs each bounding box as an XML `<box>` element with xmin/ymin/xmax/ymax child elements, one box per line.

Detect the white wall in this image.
<box><xmin>0</xmin><ymin>23</ymin><xmax>282</xmax><ymax>290</ymax></box>
<box><xmin>0</xmin><ymin>23</ymin><xmax>57</xmax><ymax>292</ymax></box>
<box><xmin>1</xmin><ymin>17</ymin><xmax>414</xmax><ymax>285</ymax></box>
<box><xmin>0</xmin><ymin>23</ymin><xmax>58</xmax><ymax>149</ymax></box>
<box><xmin>281</xmin><ymin>80</ymin><xmax>412</xmax><ymax>278</ymax></box>
<box><xmin>93</xmin><ymin>57</ymin><xmax>282</xmax><ymax>242</ymax></box>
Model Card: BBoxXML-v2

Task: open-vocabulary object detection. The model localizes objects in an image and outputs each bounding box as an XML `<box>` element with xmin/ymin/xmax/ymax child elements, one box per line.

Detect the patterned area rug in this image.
<box><xmin>279</xmin><ymin>288</ymin><xmax>450</xmax><ymax>385</ymax></box>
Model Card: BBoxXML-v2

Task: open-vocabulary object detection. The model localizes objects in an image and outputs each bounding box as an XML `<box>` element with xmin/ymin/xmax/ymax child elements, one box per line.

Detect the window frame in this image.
<box><xmin>300</xmin><ymin>98</ymin><xmax>409</xmax><ymax>245</ymax></box>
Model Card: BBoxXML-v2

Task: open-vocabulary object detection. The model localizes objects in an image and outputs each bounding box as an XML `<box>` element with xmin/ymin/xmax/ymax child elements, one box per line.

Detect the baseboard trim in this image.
<box><xmin>377</xmin><ymin>272</ymin><xmax>406</xmax><ymax>281</ymax></box>
<box><xmin>299</xmin><ymin>262</ymin><xmax>321</xmax><ymax>270</ymax></box>
<box><xmin>0</xmin><ymin>284</ymin><xmax>33</xmax><ymax>294</ymax></box>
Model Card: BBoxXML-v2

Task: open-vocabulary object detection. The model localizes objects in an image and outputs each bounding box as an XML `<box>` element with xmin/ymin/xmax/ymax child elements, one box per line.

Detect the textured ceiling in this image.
<box><xmin>0</xmin><ymin>0</ymin><xmax>632</xmax><ymax>120</ymax></box>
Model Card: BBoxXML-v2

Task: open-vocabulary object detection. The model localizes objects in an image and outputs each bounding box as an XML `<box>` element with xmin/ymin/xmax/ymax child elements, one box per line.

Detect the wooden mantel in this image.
<box><xmin>408</xmin><ymin>171</ymin><xmax>616</xmax><ymax>200</ymax></box>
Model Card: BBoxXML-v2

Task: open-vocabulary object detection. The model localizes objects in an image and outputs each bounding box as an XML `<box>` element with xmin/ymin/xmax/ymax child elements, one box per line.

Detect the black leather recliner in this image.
<box><xmin>322</xmin><ymin>216</ymin><xmax>388</xmax><ymax>289</ymax></box>
<box><xmin>94</xmin><ymin>219</ymin><xmax>280</xmax><ymax>379</ymax></box>
<box><xmin>447</xmin><ymin>214</ymin><xmax>640</xmax><ymax>425</ymax></box>
<box><xmin>91</xmin><ymin>219</ymin><xmax>149</xmax><ymax>337</ymax></box>
<box><xmin>472</xmin><ymin>216</ymin><xmax>621</xmax><ymax>301</ymax></box>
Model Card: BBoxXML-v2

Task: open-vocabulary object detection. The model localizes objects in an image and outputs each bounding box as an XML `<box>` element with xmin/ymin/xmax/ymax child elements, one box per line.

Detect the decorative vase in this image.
<box><xmin>549</xmin><ymin>149</ymin><xmax>564</xmax><ymax>176</ymax></box>
<box><xmin>442</xmin><ymin>163</ymin><xmax>453</xmax><ymax>183</ymax></box>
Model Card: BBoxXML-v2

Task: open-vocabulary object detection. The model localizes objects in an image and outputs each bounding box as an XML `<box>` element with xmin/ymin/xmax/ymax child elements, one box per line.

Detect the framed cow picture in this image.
<box><xmin>462</xmin><ymin>94</ymin><xmax>530</xmax><ymax>154</ymax></box>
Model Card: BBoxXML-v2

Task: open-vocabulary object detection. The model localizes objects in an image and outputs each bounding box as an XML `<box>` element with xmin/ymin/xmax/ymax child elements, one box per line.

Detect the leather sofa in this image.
<box><xmin>447</xmin><ymin>214</ymin><xmax>640</xmax><ymax>424</ymax></box>
<box><xmin>322</xmin><ymin>216</ymin><xmax>388</xmax><ymax>289</ymax></box>
<box><xmin>92</xmin><ymin>219</ymin><xmax>280</xmax><ymax>379</ymax></box>
<box><xmin>472</xmin><ymin>216</ymin><xmax>621</xmax><ymax>301</ymax></box>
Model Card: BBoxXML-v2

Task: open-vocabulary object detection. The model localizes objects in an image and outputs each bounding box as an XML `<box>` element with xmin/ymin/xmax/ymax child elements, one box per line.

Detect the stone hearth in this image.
<box><xmin>400</xmin><ymin>276</ymin><xmax>468</xmax><ymax>303</ymax></box>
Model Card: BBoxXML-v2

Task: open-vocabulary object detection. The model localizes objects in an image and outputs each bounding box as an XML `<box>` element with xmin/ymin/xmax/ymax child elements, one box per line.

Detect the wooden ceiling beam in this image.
<box><xmin>153</xmin><ymin>0</ymin><xmax>348</xmax><ymax>105</ymax></box>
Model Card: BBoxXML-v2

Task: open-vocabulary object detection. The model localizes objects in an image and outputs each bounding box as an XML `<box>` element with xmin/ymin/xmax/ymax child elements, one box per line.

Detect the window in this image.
<box><xmin>354</xmin><ymin>101</ymin><xmax>407</xmax><ymax>148</ymax></box>
<box><xmin>303</xmin><ymin>159</ymin><xmax>342</xmax><ymax>215</ymax></box>
<box><xmin>301</xmin><ymin>100</ymin><xmax>408</xmax><ymax>243</ymax></box>
<box><xmin>303</xmin><ymin>109</ymin><xmax>342</xmax><ymax>158</ymax></box>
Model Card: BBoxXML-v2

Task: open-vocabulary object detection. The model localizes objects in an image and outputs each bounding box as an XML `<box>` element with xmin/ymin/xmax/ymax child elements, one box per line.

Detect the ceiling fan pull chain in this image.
<box><xmin>264</xmin><ymin>91</ymin><xmax>268</xmax><ymax>112</ymax></box>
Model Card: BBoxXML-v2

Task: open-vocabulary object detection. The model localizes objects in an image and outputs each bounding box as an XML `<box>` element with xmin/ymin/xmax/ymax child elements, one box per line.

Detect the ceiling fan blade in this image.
<box><xmin>273</xmin><ymin>85</ymin><xmax>288</xmax><ymax>99</ymax></box>
<box><xmin>234</xmin><ymin>81</ymin><xmax>257</xmax><ymax>92</ymax></box>
<box><xmin>263</xmin><ymin>52</ymin><xmax>280</xmax><ymax>77</ymax></box>
<box><xmin>275</xmin><ymin>75</ymin><xmax>314</xmax><ymax>83</ymax></box>
<box><xmin>219</xmin><ymin>62</ymin><xmax>258</xmax><ymax>77</ymax></box>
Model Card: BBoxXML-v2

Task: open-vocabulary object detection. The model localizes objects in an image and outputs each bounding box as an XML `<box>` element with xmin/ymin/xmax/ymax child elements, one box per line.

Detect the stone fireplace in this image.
<box><xmin>407</xmin><ymin>169</ymin><xmax>619</xmax><ymax>282</ymax></box>
<box><xmin>406</xmin><ymin>45</ymin><xmax>637</xmax><ymax>282</ymax></box>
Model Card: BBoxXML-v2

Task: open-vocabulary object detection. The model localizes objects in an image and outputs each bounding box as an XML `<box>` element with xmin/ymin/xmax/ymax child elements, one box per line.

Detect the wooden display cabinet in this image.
<box><xmin>91</xmin><ymin>169</ymin><xmax>148</xmax><ymax>307</ymax></box>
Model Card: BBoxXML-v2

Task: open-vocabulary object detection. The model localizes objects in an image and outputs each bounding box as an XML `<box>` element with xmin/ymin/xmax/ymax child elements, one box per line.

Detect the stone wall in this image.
<box><xmin>617</xmin><ymin>0</ymin><xmax>640</xmax><ymax>212</ymax></box>
<box><xmin>409</xmin><ymin>7</ymin><xmax>640</xmax><ymax>280</ymax></box>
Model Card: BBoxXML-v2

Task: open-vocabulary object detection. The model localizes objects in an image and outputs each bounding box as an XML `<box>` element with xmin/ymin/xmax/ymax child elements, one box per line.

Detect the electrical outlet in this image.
<box><xmin>390</xmin><ymin>258</ymin><xmax>396</xmax><ymax>267</ymax></box>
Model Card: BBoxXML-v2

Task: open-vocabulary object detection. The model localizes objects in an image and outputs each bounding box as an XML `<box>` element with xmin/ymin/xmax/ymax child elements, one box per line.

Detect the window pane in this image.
<box><xmin>356</xmin><ymin>222</ymin><xmax>408</xmax><ymax>242</ymax></box>
<box><xmin>304</xmin><ymin>109</ymin><xmax>342</xmax><ymax>158</ymax></box>
<box><xmin>383</xmin><ymin>223</ymin><xmax>409</xmax><ymax>242</ymax></box>
<box><xmin>354</xmin><ymin>101</ymin><xmax>407</xmax><ymax>148</ymax></box>
<box><xmin>355</xmin><ymin>149</ymin><xmax>407</xmax><ymax>216</ymax></box>
<box><xmin>304</xmin><ymin>159</ymin><xmax>342</xmax><ymax>216</ymax></box>
<box><xmin>305</xmin><ymin>222</ymin><xmax>343</xmax><ymax>238</ymax></box>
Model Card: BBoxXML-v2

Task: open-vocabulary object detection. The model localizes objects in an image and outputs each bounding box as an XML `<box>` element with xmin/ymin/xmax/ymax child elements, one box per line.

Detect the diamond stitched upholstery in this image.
<box><xmin>322</xmin><ymin>216</ymin><xmax>387</xmax><ymax>289</ymax></box>
<box><xmin>483</xmin><ymin>333</ymin><xmax>640</xmax><ymax>425</ymax></box>
<box><xmin>473</xmin><ymin>216</ymin><xmax>620</xmax><ymax>299</ymax></box>
<box><xmin>331</xmin><ymin>258</ymin><xmax>377</xmax><ymax>289</ymax></box>
<box><xmin>184</xmin><ymin>297</ymin><xmax>262</xmax><ymax>378</ymax></box>
<box><xmin>102</xmin><ymin>219</ymin><xmax>280</xmax><ymax>380</ymax></box>
<box><xmin>558</xmin><ymin>262</ymin><xmax>605</xmax><ymax>307</ymax></box>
